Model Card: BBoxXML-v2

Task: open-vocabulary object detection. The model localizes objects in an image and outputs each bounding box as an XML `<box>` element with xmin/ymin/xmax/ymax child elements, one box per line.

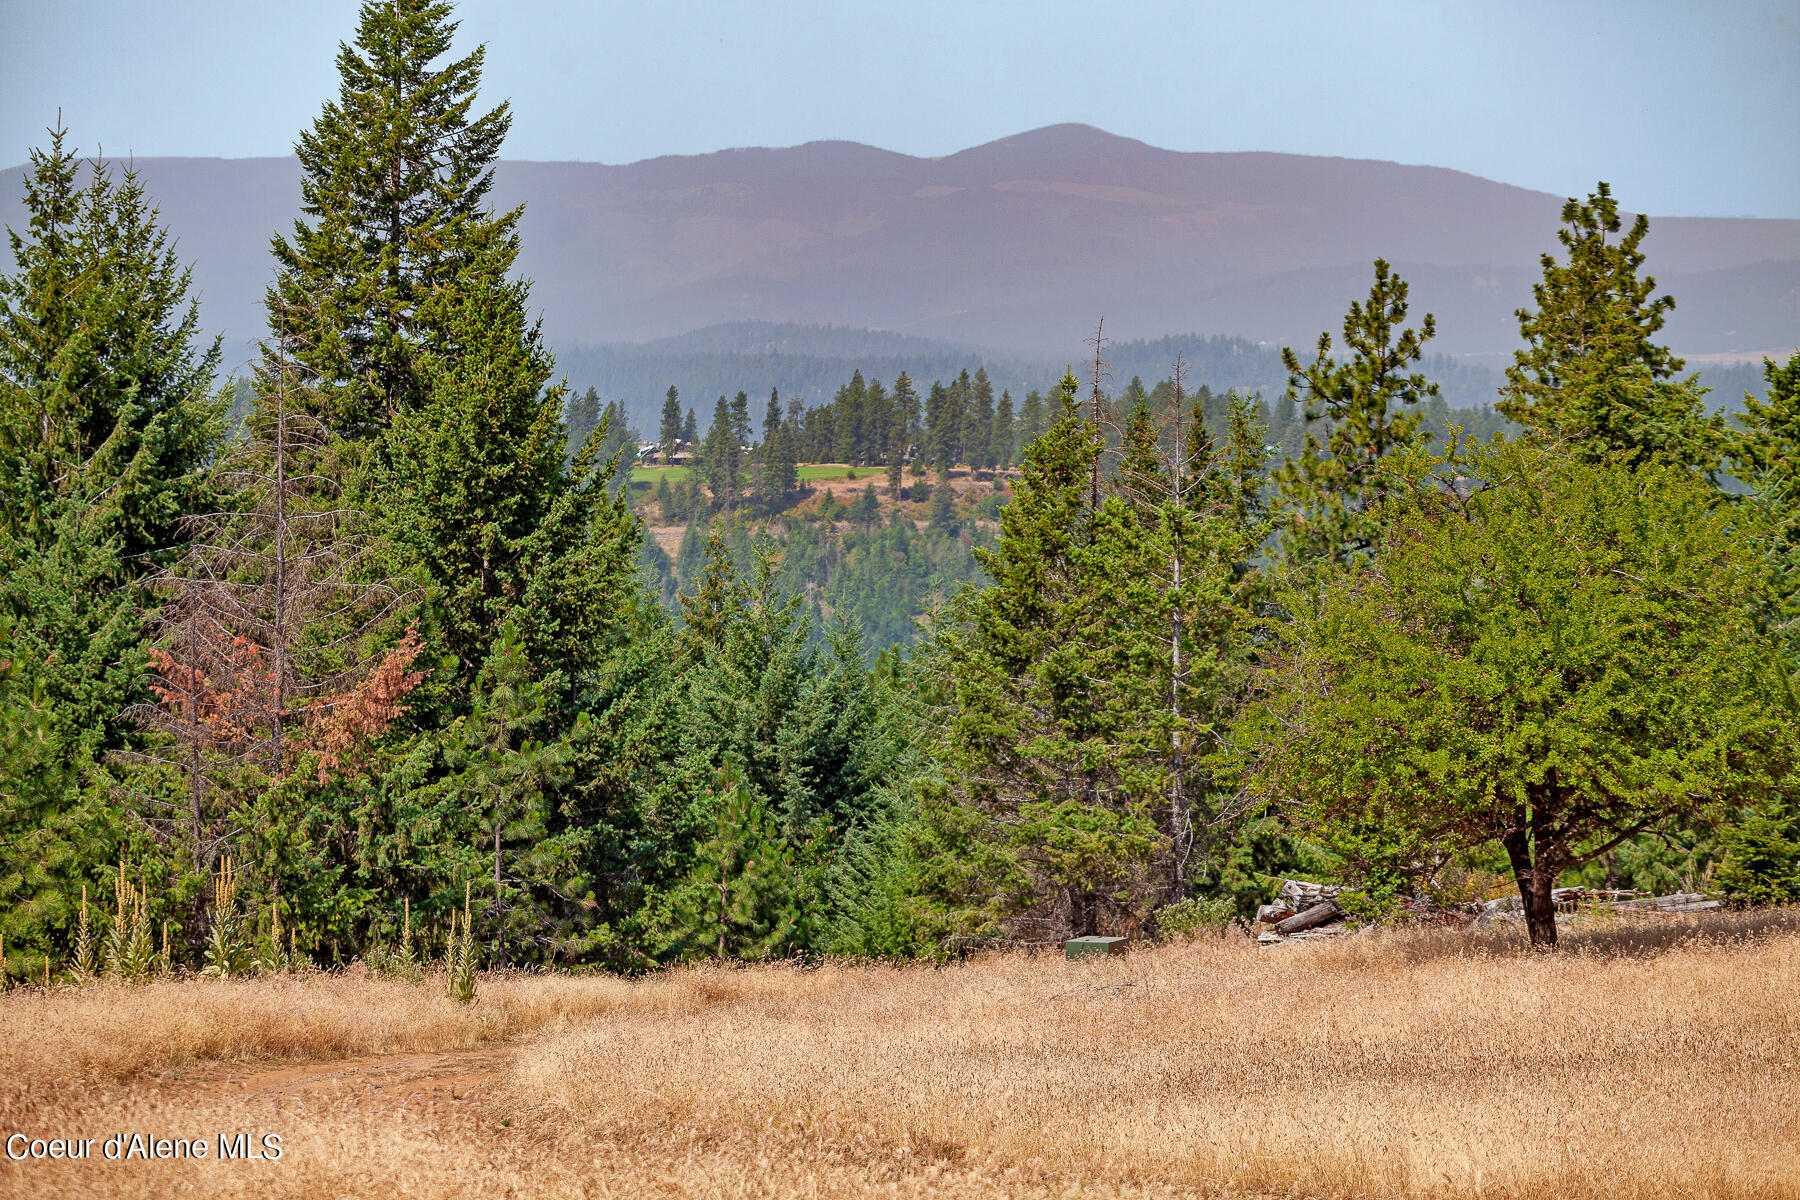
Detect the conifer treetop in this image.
<box><xmin>269</xmin><ymin>0</ymin><xmax>519</xmax><ymax>435</ymax></box>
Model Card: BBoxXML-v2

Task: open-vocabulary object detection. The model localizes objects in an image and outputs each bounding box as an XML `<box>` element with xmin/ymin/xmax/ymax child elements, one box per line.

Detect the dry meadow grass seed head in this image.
<box><xmin>1</xmin><ymin>916</ymin><xmax>1797</xmax><ymax>1199</ymax></box>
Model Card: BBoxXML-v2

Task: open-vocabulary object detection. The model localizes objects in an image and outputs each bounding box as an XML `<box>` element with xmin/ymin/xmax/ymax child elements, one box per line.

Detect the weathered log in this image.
<box><xmin>1279</xmin><ymin>879</ymin><xmax>1342</xmax><ymax>908</ymax></box>
<box><xmin>1274</xmin><ymin>900</ymin><xmax>1343</xmax><ymax>934</ymax></box>
<box><xmin>1256</xmin><ymin>903</ymin><xmax>1296</xmax><ymax>924</ymax></box>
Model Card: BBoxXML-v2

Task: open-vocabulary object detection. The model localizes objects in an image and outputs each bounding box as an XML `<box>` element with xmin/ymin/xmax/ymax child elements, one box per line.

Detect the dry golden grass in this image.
<box><xmin>4</xmin><ymin>913</ymin><xmax>1798</xmax><ymax>1199</ymax></box>
<box><xmin>0</xmin><ymin>965</ymin><xmax>652</xmax><ymax>1092</ymax></box>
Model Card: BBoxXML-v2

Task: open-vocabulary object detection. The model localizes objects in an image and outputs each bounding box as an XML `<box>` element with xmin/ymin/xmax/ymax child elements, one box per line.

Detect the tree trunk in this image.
<box><xmin>1502</xmin><ymin>826</ymin><xmax>1559</xmax><ymax>948</ymax></box>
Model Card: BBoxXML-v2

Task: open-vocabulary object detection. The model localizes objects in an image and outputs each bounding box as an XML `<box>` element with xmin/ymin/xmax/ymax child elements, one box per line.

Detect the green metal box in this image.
<box><xmin>1065</xmin><ymin>935</ymin><xmax>1128</xmax><ymax>959</ymax></box>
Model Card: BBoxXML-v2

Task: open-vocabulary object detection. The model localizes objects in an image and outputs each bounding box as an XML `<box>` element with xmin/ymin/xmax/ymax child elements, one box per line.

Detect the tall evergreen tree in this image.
<box><xmin>1272</xmin><ymin>259</ymin><xmax>1438</xmax><ymax>573</ymax></box>
<box><xmin>380</xmin><ymin>246</ymin><xmax>638</xmax><ymax>691</ymax></box>
<box><xmin>700</xmin><ymin>395</ymin><xmax>745</xmax><ymax>510</ymax></box>
<box><xmin>1735</xmin><ymin>353</ymin><xmax>1800</xmax><ymax>659</ymax></box>
<box><xmin>0</xmin><ymin>128</ymin><xmax>223</xmax><ymax>786</ymax></box>
<box><xmin>753</xmin><ymin>390</ymin><xmax>797</xmax><ymax>506</ymax></box>
<box><xmin>992</xmin><ymin>389</ymin><xmax>1016</xmax><ymax>468</ymax></box>
<box><xmin>564</xmin><ymin>386</ymin><xmax>601</xmax><ymax>459</ymax></box>
<box><xmin>924</xmin><ymin>374</ymin><xmax>1168</xmax><ymax>941</ymax></box>
<box><xmin>1499</xmin><ymin>183</ymin><xmax>1722</xmax><ymax>471</ymax></box>
<box><xmin>970</xmin><ymin>367</ymin><xmax>997</xmax><ymax>469</ymax></box>
<box><xmin>658</xmin><ymin>385</ymin><xmax>683</xmax><ymax>463</ymax></box>
<box><xmin>1021</xmin><ymin>389</ymin><xmax>1049</xmax><ymax>454</ymax></box>
<box><xmin>661</xmin><ymin>763</ymin><xmax>804</xmax><ymax>961</ymax></box>
<box><xmin>268</xmin><ymin>0</ymin><xmax>517</xmax><ymax>436</ymax></box>
<box><xmin>1</xmin><ymin>128</ymin><xmax>221</xmax><ymax>568</ymax></box>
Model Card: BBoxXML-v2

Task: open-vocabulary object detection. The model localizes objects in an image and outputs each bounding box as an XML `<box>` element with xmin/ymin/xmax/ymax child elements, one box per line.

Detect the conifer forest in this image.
<box><xmin>3</xmin><ymin>0</ymin><xmax>1798</xmax><ymax>991</ymax></box>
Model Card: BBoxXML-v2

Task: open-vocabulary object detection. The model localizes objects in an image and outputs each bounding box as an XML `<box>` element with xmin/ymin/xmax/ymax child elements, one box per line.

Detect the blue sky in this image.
<box><xmin>3</xmin><ymin>0</ymin><xmax>1797</xmax><ymax>217</ymax></box>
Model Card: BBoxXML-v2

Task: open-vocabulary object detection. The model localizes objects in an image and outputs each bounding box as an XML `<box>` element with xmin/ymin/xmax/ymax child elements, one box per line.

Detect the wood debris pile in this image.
<box><xmin>1254</xmin><ymin>880</ymin><xmax>1725</xmax><ymax>946</ymax></box>
<box><xmin>1255</xmin><ymin>880</ymin><xmax>1348</xmax><ymax>944</ymax></box>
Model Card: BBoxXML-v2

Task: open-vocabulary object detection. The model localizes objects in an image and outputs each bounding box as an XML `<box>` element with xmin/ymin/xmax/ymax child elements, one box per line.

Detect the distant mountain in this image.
<box><xmin>5</xmin><ymin>123</ymin><xmax>1795</xmax><ymax>370</ymax></box>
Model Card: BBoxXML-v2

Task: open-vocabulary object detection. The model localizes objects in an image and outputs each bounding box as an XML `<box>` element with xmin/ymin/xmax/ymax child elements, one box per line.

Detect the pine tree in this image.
<box><xmin>890</xmin><ymin>372</ymin><xmax>920</xmax><ymax>468</ymax></box>
<box><xmin>730</xmin><ymin>390</ymin><xmax>752</xmax><ymax>448</ymax></box>
<box><xmin>970</xmin><ymin>367</ymin><xmax>997</xmax><ymax>469</ymax></box>
<box><xmin>929</xmin><ymin>473</ymin><xmax>959</xmax><ymax>534</ymax></box>
<box><xmin>0</xmin><ymin>127</ymin><xmax>221</xmax><ymax>564</ymax></box>
<box><xmin>379</xmin><ymin>246</ymin><xmax>564</xmax><ymax>681</ymax></box>
<box><xmin>700</xmin><ymin>395</ymin><xmax>744</xmax><ymax>510</ymax></box>
<box><xmin>754</xmin><ymin>389</ymin><xmax>798</xmax><ymax>507</ymax></box>
<box><xmin>1017</xmin><ymin>389</ymin><xmax>1045</xmax><ymax>457</ymax></box>
<box><xmin>1273</xmin><ymin>259</ymin><xmax>1438</xmax><ymax>573</ymax></box>
<box><xmin>662</xmin><ymin>763</ymin><xmax>803</xmax><ymax>961</ymax></box>
<box><xmin>439</xmin><ymin>620</ymin><xmax>579</xmax><ymax>964</ymax></box>
<box><xmin>924</xmin><ymin>373</ymin><xmax>1167</xmax><ymax>941</ymax></box>
<box><xmin>267</xmin><ymin>0</ymin><xmax>517</xmax><ymax>436</ymax></box>
<box><xmin>129</xmin><ymin>325</ymin><xmax>413</xmax><ymax>864</ymax></box>
<box><xmin>992</xmin><ymin>389</ymin><xmax>1016</xmax><ymax>468</ymax></box>
<box><xmin>0</xmin><ymin>128</ymin><xmax>224</xmax><ymax>955</ymax></box>
<box><xmin>564</xmin><ymin>387</ymin><xmax>601</xmax><ymax>459</ymax></box>
<box><xmin>658</xmin><ymin>386</ymin><xmax>683</xmax><ymax>463</ymax></box>
<box><xmin>863</xmin><ymin>378</ymin><xmax>890</xmax><ymax>469</ymax></box>
<box><xmin>1499</xmin><ymin>183</ymin><xmax>1722</xmax><ymax>471</ymax></box>
<box><xmin>0</xmin><ymin>131</ymin><xmax>223</xmax><ymax>752</ymax></box>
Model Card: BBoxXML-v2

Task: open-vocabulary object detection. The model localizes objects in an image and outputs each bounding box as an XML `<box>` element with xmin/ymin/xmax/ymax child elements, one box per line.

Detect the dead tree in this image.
<box><xmin>128</xmin><ymin>312</ymin><xmax>415</xmax><ymax>867</ymax></box>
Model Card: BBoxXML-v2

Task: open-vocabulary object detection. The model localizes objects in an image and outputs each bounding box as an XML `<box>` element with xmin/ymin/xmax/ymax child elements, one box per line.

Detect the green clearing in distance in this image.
<box><xmin>630</xmin><ymin>462</ymin><xmax>864</xmax><ymax>487</ymax></box>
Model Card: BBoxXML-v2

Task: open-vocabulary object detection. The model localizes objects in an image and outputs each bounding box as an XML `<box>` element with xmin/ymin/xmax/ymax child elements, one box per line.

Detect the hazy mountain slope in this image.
<box><xmin>4</xmin><ymin>124</ymin><xmax>1795</xmax><ymax>365</ymax></box>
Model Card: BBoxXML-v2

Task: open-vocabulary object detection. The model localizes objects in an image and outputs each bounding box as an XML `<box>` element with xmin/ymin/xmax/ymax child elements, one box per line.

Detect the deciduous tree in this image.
<box><xmin>1242</xmin><ymin>438</ymin><xmax>1795</xmax><ymax>946</ymax></box>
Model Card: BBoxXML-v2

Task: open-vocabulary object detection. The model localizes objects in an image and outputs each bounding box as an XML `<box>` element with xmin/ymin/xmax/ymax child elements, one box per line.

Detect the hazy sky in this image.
<box><xmin>4</xmin><ymin>0</ymin><xmax>1797</xmax><ymax>218</ymax></box>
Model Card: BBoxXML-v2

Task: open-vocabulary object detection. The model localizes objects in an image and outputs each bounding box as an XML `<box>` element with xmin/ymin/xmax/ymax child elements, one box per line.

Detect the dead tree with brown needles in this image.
<box><xmin>127</xmin><ymin>313</ymin><xmax>418</xmax><ymax>869</ymax></box>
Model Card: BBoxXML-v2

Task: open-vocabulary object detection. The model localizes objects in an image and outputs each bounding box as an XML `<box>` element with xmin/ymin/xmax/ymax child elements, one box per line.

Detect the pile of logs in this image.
<box><xmin>1255</xmin><ymin>879</ymin><xmax>1724</xmax><ymax>945</ymax></box>
<box><xmin>1255</xmin><ymin>880</ymin><xmax>1348</xmax><ymax>943</ymax></box>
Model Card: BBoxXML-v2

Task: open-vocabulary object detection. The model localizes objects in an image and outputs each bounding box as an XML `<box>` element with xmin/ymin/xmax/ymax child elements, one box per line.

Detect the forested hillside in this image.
<box><xmin>2</xmin><ymin>0</ymin><xmax>1796</xmax><ymax>990</ymax></box>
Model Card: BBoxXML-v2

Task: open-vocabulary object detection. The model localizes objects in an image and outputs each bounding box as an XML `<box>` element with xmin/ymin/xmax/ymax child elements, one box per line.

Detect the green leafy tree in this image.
<box><xmin>1498</xmin><ymin>183</ymin><xmax>1722</xmax><ymax>471</ymax></box>
<box><xmin>1273</xmin><ymin>259</ymin><xmax>1437</xmax><ymax>573</ymax></box>
<box><xmin>1241</xmin><ymin>438</ymin><xmax>1796</xmax><ymax>946</ymax></box>
<box><xmin>1734</xmin><ymin>353</ymin><xmax>1800</xmax><ymax>658</ymax></box>
<box><xmin>268</xmin><ymin>0</ymin><xmax>517</xmax><ymax>435</ymax></box>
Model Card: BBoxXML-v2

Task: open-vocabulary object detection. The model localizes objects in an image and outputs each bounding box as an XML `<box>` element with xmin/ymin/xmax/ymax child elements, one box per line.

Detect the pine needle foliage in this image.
<box><xmin>1272</xmin><ymin>259</ymin><xmax>1438</xmax><ymax>574</ymax></box>
<box><xmin>268</xmin><ymin>0</ymin><xmax>517</xmax><ymax>435</ymax></box>
<box><xmin>1498</xmin><ymin>183</ymin><xmax>1724</xmax><ymax>472</ymax></box>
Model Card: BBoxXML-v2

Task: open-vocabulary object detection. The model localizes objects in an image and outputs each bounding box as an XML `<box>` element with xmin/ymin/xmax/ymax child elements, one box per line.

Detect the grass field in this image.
<box><xmin>630</xmin><ymin>462</ymin><xmax>869</xmax><ymax>486</ymax></box>
<box><xmin>3</xmin><ymin>912</ymin><xmax>1796</xmax><ymax>1198</ymax></box>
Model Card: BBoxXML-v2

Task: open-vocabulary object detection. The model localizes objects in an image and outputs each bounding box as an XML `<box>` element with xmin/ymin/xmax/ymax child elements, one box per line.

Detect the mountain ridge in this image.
<box><xmin>4</xmin><ymin>123</ymin><xmax>1795</xmax><ymax>363</ymax></box>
